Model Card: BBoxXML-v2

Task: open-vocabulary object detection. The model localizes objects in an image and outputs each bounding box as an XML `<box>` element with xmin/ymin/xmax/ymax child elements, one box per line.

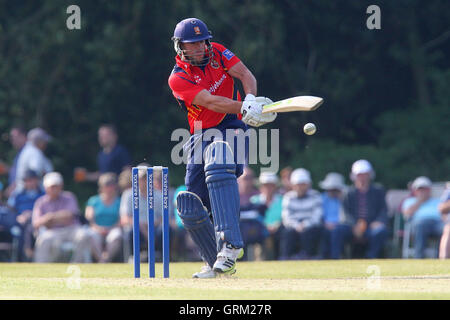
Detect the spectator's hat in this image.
<box><xmin>411</xmin><ymin>176</ymin><xmax>432</xmax><ymax>190</ymax></box>
<box><xmin>137</xmin><ymin>162</ymin><xmax>151</xmax><ymax>179</ymax></box>
<box><xmin>27</xmin><ymin>128</ymin><xmax>52</xmax><ymax>143</ymax></box>
<box><xmin>98</xmin><ymin>172</ymin><xmax>117</xmax><ymax>187</ymax></box>
<box><xmin>290</xmin><ymin>168</ymin><xmax>311</xmax><ymax>185</ymax></box>
<box><xmin>350</xmin><ymin>159</ymin><xmax>375</xmax><ymax>181</ymax></box>
<box><xmin>259</xmin><ymin>171</ymin><xmax>279</xmax><ymax>185</ymax></box>
<box><xmin>319</xmin><ymin>172</ymin><xmax>346</xmax><ymax>190</ymax></box>
<box><xmin>43</xmin><ymin>172</ymin><xmax>63</xmax><ymax>188</ymax></box>
<box><xmin>23</xmin><ymin>169</ymin><xmax>39</xmax><ymax>180</ymax></box>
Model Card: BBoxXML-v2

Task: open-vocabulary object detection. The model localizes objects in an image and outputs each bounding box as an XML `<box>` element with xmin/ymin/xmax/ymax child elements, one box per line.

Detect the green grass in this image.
<box><xmin>1</xmin><ymin>259</ymin><xmax>449</xmax><ymax>299</ymax></box>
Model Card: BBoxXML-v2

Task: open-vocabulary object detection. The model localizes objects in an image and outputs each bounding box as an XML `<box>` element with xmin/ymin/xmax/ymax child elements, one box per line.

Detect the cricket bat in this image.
<box><xmin>261</xmin><ymin>96</ymin><xmax>323</xmax><ymax>114</ymax></box>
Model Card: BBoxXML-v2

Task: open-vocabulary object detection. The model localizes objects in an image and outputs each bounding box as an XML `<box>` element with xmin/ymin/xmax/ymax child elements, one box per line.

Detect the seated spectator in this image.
<box><xmin>15</xmin><ymin>128</ymin><xmax>53</xmax><ymax>192</ymax></box>
<box><xmin>85</xmin><ymin>173</ymin><xmax>122</xmax><ymax>262</ymax></box>
<box><xmin>250</xmin><ymin>171</ymin><xmax>283</xmax><ymax>260</ymax></box>
<box><xmin>279</xmin><ymin>166</ymin><xmax>293</xmax><ymax>195</ymax></box>
<box><xmin>7</xmin><ymin>170</ymin><xmax>45</xmax><ymax>261</ymax></box>
<box><xmin>333</xmin><ymin>160</ymin><xmax>388</xmax><ymax>259</ymax></box>
<box><xmin>120</xmin><ymin>166</ymin><xmax>148</xmax><ymax>260</ymax></box>
<box><xmin>438</xmin><ymin>183</ymin><xmax>450</xmax><ymax>259</ymax></box>
<box><xmin>238</xmin><ymin>167</ymin><xmax>259</xmax><ymax>206</ymax></box>
<box><xmin>32</xmin><ymin>172</ymin><xmax>92</xmax><ymax>263</ymax></box>
<box><xmin>118</xmin><ymin>168</ymin><xmax>132</xmax><ymax>194</ymax></box>
<box><xmin>318</xmin><ymin>172</ymin><xmax>346</xmax><ymax>259</ymax></box>
<box><xmin>0</xmin><ymin>181</ymin><xmax>21</xmax><ymax>261</ymax></box>
<box><xmin>2</xmin><ymin>125</ymin><xmax>28</xmax><ymax>198</ymax></box>
<box><xmin>402</xmin><ymin>176</ymin><xmax>443</xmax><ymax>258</ymax></box>
<box><xmin>74</xmin><ymin>124</ymin><xmax>131</xmax><ymax>183</ymax></box>
<box><xmin>239</xmin><ymin>172</ymin><xmax>269</xmax><ymax>261</ymax></box>
<box><xmin>279</xmin><ymin>168</ymin><xmax>323</xmax><ymax>260</ymax></box>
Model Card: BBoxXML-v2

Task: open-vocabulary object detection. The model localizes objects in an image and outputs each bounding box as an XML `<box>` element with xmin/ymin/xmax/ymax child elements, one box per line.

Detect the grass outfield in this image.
<box><xmin>0</xmin><ymin>259</ymin><xmax>449</xmax><ymax>299</ymax></box>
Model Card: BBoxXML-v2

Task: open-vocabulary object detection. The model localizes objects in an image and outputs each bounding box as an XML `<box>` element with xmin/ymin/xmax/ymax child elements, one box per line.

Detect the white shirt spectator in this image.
<box><xmin>281</xmin><ymin>189</ymin><xmax>323</xmax><ymax>230</ymax></box>
<box><xmin>15</xmin><ymin>141</ymin><xmax>53</xmax><ymax>191</ymax></box>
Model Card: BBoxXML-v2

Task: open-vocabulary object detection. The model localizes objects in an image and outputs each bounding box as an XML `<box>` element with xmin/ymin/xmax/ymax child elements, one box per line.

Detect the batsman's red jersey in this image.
<box><xmin>168</xmin><ymin>42</ymin><xmax>243</xmax><ymax>133</ymax></box>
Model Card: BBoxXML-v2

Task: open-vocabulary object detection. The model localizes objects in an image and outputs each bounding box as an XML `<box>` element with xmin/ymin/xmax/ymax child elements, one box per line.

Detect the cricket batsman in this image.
<box><xmin>168</xmin><ymin>18</ymin><xmax>276</xmax><ymax>278</ymax></box>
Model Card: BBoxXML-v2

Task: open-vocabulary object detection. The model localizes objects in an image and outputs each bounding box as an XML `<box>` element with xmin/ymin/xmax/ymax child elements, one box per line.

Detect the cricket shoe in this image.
<box><xmin>192</xmin><ymin>263</ymin><xmax>237</xmax><ymax>278</ymax></box>
<box><xmin>192</xmin><ymin>264</ymin><xmax>217</xmax><ymax>279</ymax></box>
<box><xmin>213</xmin><ymin>243</ymin><xmax>244</xmax><ymax>274</ymax></box>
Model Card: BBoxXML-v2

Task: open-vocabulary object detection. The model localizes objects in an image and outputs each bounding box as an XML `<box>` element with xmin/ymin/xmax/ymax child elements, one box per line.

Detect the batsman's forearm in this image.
<box><xmin>240</xmin><ymin>72</ymin><xmax>257</xmax><ymax>96</ymax></box>
<box><xmin>205</xmin><ymin>95</ymin><xmax>243</xmax><ymax>114</ymax></box>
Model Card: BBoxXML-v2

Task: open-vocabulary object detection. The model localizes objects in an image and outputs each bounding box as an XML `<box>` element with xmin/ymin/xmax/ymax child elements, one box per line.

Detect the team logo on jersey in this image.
<box><xmin>211</xmin><ymin>59</ymin><xmax>219</xmax><ymax>69</ymax></box>
<box><xmin>194</xmin><ymin>26</ymin><xmax>201</xmax><ymax>35</ymax></box>
<box><xmin>193</xmin><ymin>75</ymin><xmax>202</xmax><ymax>84</ymax></box>
<box><xmin>222</xmin><ymin>49</ymin><xmax>235</xmax><ymax>60</ymax></box>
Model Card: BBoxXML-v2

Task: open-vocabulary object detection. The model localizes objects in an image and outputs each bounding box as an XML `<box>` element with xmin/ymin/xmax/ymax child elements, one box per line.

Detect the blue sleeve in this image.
<box><xmin>118</xmin><ymin>145</ymin><xmax>132</xmax><ymax>169</ymax></box>
<box><xmin>86</xmin><ymin>195</ymin><xmax>98</xmax><ymax>208</ymax></box>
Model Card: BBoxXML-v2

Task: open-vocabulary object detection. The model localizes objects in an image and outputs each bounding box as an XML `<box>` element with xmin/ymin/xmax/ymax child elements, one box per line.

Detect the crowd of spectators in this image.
<box><xmin>0</xmin><ymin>125</ymin><xmax>449</xmax><ymax>263</ymax></box>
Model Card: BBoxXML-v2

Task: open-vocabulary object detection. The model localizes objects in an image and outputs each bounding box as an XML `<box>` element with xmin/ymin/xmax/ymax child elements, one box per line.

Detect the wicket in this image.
<box><xmin>132</xmin><ymin>166</ymin><xmax>169</xmax><ymax>278</ymax></box>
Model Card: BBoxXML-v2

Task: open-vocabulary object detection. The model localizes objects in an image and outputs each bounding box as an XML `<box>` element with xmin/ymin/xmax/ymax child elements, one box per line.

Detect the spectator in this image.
<box><xmin>279</xmin><ymin>166</ymin><xmax>293</xmax><ymax>195</ymax></box>
<box><xmin>7</xmin><ymin>170</ymin><xmax>45</xmax><ymax>261</ymax></box>
<box><xmin>85</xmin><ymin>173</ymin><xmax>122</xmax><ymax>262</ymax></box>
<box><xmin>0</xmin><ymin>181</ymin><xmax>21</xmax><ymax>261</ymax></box>
<box><xmin>32</xmin><ymin>172</ymin><xmax>92</xmax><ymax>263</ymax></box>
<box><xmin>438</xmin><ymin>183</ymin><xmax>450</xmax><ymax>259</ymax></box>
<box><xmin>1</xmin><ymin>126</ymin><xmax>28</xmax><ymax>198</ymax></box>
<box><xmin>402</xmin><ymin>176</ymin><xmax>443</xmax><ymax>258</ymax></box>
<box><xmin>74</xmin><ymin>124</ymin><xmax>131</xmax><ymax>183</ymax></box>
<box><xmin>238</xmin><ymin>166</ymin><xmax>259</xmax><ymax>206</ymax></box>
<box><xmin>15</xmin><ymin>128</ymin><xmax>53</xmax><ymax>192</ymax></box>
<box><xmin>250</xmin><ymin>171</ymin><xmax>283</xmax><ymax>260</ymax></box>
<box><xmin>120</xmin><ymin>165</ymin><xmax>171</xmax><ymax>261</ymax></box>
<box><xmin>118</xmin><ymin>168</ymin><xmax>132</xmax><ymax>194</ymax></box>
<box><xmin>120</xmin><ymin>166</ymin><xmax>148</xmax><ymax>260</ymax></box>
<box><xmin>318</xmin><ymin>172</ymin><xmax>346</xmax><ymax>259</ymax></box>
<box><xmin>279</xmin><ymin>168</ymin><xmax>323</xmax><ymax>260</ymax></box>
<box><xmin>333</xmin><ymin>160</ymin><xmax>388</xmax><ymax>259</ymax></box>
<box><xmin>238</xmin><ymin>172</ymin><xmax>269</xmax><ymax>261</ymax></box>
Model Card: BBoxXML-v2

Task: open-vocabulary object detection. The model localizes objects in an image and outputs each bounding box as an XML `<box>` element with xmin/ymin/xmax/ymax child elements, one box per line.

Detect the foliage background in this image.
<box><xmin>0</xmin><ymin>0</ymin><xmax>449</xmax><ymax>203</ymax></box>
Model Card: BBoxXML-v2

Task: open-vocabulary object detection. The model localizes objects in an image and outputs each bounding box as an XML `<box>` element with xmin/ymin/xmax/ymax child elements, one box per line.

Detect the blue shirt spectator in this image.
<box><xmin>74</xmin><ymin>124</ymin><xmax>131</xmax><ymax>183</ymax></box>
<box><xmin>6</xmin><ymin>169</ymin><xmax>44</xmax><ymax>261</ymax></box>
<box><xmin>402</xmin><ymin>197</ymin><xmax>441</xmax><ymax>223</ymax></box>
<box><xmin>97</xmin><ymin>144</ymin><xmax>131</xmax><ymax>175</ymax></box>
<box><xmin>402</xmin><ymin>176</ymin><xmax>443</xmax><ymax>258</ymax></box>
<box><xmin>85</xmin><ymin>173</ymin><xmax>122</xmax><ymax>262</ymax></box>
<box><xmin>97</xmin><ymin>124</ymin><xmax>131</xmax><ymax>175</ymax></box>
<box><xmin>318</xmin><ymin>172</ymin><xmax>346</xmax><ymax>258</ymax></box>
<box><xmin>86</xmin><ymin>195</ymin><xmax>121</xmax><ymax>227</ymax></box>
<box><xmin>8</xmin><ymin>170</ymin><xmax>45</xmax><ymax>215</ymax></box>
<box><xmin>321</xmin><ymin>193</ymin><xmax>341</xmax><ymax>224</ymax></box>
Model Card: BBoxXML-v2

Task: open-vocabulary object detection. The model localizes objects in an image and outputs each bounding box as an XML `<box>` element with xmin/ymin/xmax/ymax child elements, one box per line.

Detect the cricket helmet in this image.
<box><xmin>172</xmin><ymin>18</ymin><xmax>213</xmax><ymax>66</ymax></box>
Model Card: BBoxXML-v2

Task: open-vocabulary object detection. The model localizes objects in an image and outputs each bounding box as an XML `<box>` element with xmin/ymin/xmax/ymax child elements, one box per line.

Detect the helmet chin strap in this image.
<box><xmin>177</xmin><ymin>41</ymin><xmax>213</xmax><ymax>67</ymax></box>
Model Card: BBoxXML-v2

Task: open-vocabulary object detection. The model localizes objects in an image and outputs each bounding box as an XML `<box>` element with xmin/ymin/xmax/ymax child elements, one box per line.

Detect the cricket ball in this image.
<box><xmin>303</xmin><ymin>123</ymin><xmax>317</xmax><ymax>135</ymax></box>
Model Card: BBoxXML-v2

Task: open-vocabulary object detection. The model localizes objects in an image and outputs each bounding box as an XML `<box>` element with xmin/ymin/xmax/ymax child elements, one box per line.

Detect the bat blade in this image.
<box><xmin>262</xmin><ymin>96</ymin><xmax>323</xmax><ymax>113</ymax></box>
